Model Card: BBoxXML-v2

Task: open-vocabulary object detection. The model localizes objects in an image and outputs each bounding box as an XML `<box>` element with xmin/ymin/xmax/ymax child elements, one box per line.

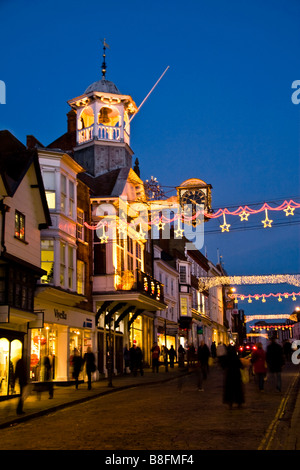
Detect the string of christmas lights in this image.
<box><xmin>198</xmin><ymin>274</ymin><xmax>300</xmax><ymax>290</ymax></box>
<box><xmin>229</xmin><ymin>291</ymin><xmax>300</xmax><ymax>303</ymax></box>
<box><xmin>84</xmin><ymin>198</ymin><xmax>300</xmax><ymax>240</ymax></box>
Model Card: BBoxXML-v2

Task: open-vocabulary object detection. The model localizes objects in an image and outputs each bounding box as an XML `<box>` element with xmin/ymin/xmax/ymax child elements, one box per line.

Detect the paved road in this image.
<box><xmin>0</xmin><ymin>362</ymin><xmax>298</xmax><ymax>451</ymax></box>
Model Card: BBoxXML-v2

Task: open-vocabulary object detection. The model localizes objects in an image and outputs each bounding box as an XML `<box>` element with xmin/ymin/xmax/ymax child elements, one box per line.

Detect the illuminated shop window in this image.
<box><xmin>30</xmin><ymin>325</ymin><xmax>57</xmax><ymax>382</ymax></box>
<box><xmin>0</xmin><ymin>338</ymin><xmax>22</xmax><ymax>396</ymax></box>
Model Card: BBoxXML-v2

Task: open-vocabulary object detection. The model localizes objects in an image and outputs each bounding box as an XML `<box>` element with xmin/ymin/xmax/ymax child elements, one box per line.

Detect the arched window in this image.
<box><xmin>79</xmin><ymin>106</ymin><xmax>94</xmax><ymax>129</ymax></box>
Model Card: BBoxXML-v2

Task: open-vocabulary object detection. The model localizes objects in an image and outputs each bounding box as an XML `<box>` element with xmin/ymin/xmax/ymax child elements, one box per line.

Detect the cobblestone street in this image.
<box><xmin>0</xmin><ymin>362</ymin><xmax>298</xmax><ymax>451</ymax></box>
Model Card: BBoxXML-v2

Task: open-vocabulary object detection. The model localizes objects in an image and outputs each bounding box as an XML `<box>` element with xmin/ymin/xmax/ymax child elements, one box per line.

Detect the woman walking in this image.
<box><xmin>251</xmin><ymin>343</ymin><xmax>267</xmax><ymax>391</ymax></box>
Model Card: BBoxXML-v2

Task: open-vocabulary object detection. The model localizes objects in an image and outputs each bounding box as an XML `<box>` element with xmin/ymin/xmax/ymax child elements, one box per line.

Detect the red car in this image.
<box><xmin>238</xmin><ymin>342</ymin><xmax>257</xmax><ymax>357</ymax></box>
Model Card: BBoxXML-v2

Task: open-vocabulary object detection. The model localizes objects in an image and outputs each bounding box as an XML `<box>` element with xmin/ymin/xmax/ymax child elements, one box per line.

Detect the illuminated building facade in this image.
<box><xmin>0</xmin><ymin>131</ymin><xmax>51</xmax><ymax>397</ymax></box>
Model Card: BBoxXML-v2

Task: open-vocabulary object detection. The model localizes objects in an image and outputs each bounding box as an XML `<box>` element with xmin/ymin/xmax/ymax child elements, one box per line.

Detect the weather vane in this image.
<box><xmin>101</xmin><ymin>38</ymin><xmax>110</xmax><ymax>79</ymax></box>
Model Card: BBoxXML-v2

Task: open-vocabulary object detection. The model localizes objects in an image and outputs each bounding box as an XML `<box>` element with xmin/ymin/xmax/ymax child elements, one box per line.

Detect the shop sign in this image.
<box><xmin>197</xmin><ymin>325</ymin><xmax>203</xmax><ymax>335</ymax></box>
<box><xmin>0</xmin><ymin>305</ymin><xmax>9</xmax><ymax>323</ymax></box>
<box><xmin>54</xmin><ymin>308</ymin><xmax>67</xmax><ymax>320</ymax></box>
<box><xmin>28</xmin><ymin>311</ymin><xmax>44</xmax><ymax>329</ymax></box>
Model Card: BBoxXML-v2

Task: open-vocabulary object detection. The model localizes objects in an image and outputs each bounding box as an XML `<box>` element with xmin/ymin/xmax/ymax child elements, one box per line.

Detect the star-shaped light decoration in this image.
<box><xmin>174</xmin><ymin>223</ymin><xmax>184</xmax><ymax>238</ymax></box>
<box><xmin>98</xmin><ymin>225</ymin><xmax>109</xmax><ymax>244</ymax></box>
<box><xmin>157</xmin><ymin>219</ymin><xmax>165</xmax><ymax>231</ymax></box>
<box><xmin>283</xmin><ymin>205</ymin><xmax>295</xmax><ymax>216</ymax></box>
<box><xmin>239</xmin><ymin>210</ymin><xmax>250</xmax><ymax>221</ymax></box>
<box><xmin>220</xmin><ymin>213</ymin><xmax>231</xmax><ymax>232</ymax></box>
<box><xmin>261</xmin><ymin>209</ymin><xmax>273</xmax><ymax>228</ymax></box>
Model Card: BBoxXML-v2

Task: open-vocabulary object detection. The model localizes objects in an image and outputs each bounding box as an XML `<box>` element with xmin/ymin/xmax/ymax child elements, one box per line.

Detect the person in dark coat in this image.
<box><xmin>266</xmin><ymin>338</ymin><xmax>285</xmax><ymax>392</ymax></box>
<box><xmin>123</xmin><ymin>345</ymin><xmax>130</xmax><ymax>374</ymax></box>
<box><xmin>83</xmin><ymin>347</ymin><xmax>96</xmax><ymax>390</ymax></box>
<box><xmin>14</xmin><ymin>357</ymin><xmax>28</xmax><ymax>415</ymax></box>
<box><xmin>72</xmin><ymin>348</ymin><xmax>83</xmax><ymax>389</ymax></box>
<box><xmin>178</xmin><ymin>345</ymin><xmax>185</xmax><ymax>368</ymax></box>
<box><xmin>196</xmin><ymin>341</ymin><xmax>210</xmax><ymax>391</ymax></box>
<box><xmin>223</xmin><ymin>345</ymin><xmax>245</xmax><ymax>409</ymax></box>
<box><xmin>43</xmin><ymin>355</ymin><xmax>54</xmax><ymax>398</ymax></box>
<box><xmin>168</xmin><ymin>345</ymin><xmax>177</xmax><ymax>368</ymax></box>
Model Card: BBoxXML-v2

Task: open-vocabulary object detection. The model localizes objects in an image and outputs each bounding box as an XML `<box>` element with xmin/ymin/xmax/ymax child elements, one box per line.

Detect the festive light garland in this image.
<box><xmin>245</xmin><ymin>314</ymin><xmax>295</xmax><ymax>323</ymax></box>
<box><xmin>198</xmin><ymin>274</ymin><xmax>300</xmax><ymax>290</ymax></box>
<box><xmin>250</xmin><ymin>324</ymin><xmax>295</xmax><ymax>330</ymax></box>
<box><xmin>229</xmin><ymin>291</ymin><xmax>300</xmax><ymax>303</ymax></box>
<box><xmin>84</xmin><ymin>198</ymin><xmax>300</xmax><ymax>241</ymax></box>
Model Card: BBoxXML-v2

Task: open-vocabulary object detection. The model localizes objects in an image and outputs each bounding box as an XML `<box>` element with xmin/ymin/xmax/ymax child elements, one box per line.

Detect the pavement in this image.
<box><xmin>0</xmin><ymin>364</ymin><xmax>190</xmax><ymax>430</ymax></box>
<box><xmin>0</xmin><ymin>362</ymin><xmax>299</xmax><ymax>450</ymax></box>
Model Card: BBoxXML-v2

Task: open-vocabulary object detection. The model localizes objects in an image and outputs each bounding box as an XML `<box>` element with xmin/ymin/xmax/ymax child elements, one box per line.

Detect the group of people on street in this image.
<box><xmin>221</xmin><ymin>337</ymin><xmax>286</xmax><ymax>409</ymax></box>
<box><xmin>125</xmin><ymin>343</ymin><xmax>144</xmax><ymax>376</ymax></box>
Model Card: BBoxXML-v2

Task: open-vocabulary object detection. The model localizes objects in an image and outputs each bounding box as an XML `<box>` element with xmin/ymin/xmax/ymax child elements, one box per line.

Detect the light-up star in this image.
<box><xmin>174</xmin><ymin>224</ymin><xmax>184</xmax><ymax>238</ymax></box>
<box><xmin>157</xmin><ymin>220</ymin><xmax>165</xmax><ymax>231</ymax></box>
<box><xmin>220</xmin><ymin>213</ymin><xmax>230</xmax><ymax>232</ymax></box>
<box><xmin>261</xmin><ymin>209</ymin><xmax>273</xmax><ymax>228</ymax></box>
<box><xmin>283</xmin><ymin>205</ymin><xmax>295</xmax><ymax>216</ymax></box>
<box><xmin>239</xmin><ymin>210</ymin><xmax>250</xmax><ymax>221</ymax></box>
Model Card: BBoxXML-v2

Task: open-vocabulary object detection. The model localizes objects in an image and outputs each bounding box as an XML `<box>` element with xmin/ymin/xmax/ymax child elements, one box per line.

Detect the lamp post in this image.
<box><xmin>107</xmin><ymin>314</ymin><xmax>113</xmax><ymax>387</ymax></box>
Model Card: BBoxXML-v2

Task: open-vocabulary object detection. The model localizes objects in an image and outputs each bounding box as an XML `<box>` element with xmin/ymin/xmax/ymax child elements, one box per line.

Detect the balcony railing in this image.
<box><xmin>77</xmin><ymin>124</ymin><xmax>126</xmax><ymax>145</ymax></box>
<box><xmin>115</xmin><ymin>269</ymin><xmax>164</xmax><ymax>303</ymax></box>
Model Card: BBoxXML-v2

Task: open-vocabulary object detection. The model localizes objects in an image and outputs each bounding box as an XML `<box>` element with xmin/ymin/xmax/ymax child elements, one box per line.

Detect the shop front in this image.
<box><xmin>29</xmin><ymin>305</ymin><xmax>95</xmax><ymax>383</ymax></box>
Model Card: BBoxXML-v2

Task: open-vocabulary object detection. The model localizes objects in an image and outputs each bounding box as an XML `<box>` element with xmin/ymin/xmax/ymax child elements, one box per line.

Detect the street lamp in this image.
<box><xmin>107</xmin><ymin>313</ymin><xmax>113</xmax><ymax>388</ymax></box>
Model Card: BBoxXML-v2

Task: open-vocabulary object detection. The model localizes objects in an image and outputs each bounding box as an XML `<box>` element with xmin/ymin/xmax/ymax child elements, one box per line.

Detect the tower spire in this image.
<box><xmin>101</xmin><ymin>39</ymin><xmax>110</xmax><ymax>79</ymax></box>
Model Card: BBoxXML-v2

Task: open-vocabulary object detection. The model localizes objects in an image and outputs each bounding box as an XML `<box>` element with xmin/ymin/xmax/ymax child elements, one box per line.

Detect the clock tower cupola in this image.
<box><xmin>68</xmin><ymin>42</ymin><xmax>138</xmax><ymax>176</ymax></box>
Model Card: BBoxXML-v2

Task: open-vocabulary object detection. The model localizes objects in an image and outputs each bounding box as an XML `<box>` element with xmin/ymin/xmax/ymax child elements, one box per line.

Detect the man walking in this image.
<box><xmin>266</xmin><ymin>337</ymin><xmax>285</xmax><ymax>392</ymax></box>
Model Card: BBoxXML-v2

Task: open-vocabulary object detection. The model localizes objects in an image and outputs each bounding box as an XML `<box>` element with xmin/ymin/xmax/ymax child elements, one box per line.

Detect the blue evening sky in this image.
<box><xmin>0</xmin><ymin>0</ymin><xmax>299</xmax><ymax>323</ymax></box>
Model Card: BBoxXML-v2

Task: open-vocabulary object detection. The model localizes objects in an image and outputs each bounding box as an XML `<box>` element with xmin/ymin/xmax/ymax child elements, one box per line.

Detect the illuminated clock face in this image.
<box><xmin>181</xmin><ymin>189</ymin><xmax>206</xmax><ymax>207</ymax></box>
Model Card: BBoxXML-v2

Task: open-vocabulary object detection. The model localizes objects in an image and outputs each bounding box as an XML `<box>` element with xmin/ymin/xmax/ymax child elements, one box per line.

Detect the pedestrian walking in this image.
<box><xmin>14</xmin><ymin>357</ymin><xmax>28</xmax><ymax>415</ymax></box>
<box><xmin>198</xmin><ymin>341</ymin><xmax>210</xmax><ymax>379</ymax></box>
<box><xmin>251</xmin><ymin>343</ymin><xmax>267</xmax><ymax>391</ymax></box>
<box><xmin>136</xmin><ymin>345</ymin><xmax>144</xmax><ymax>376</ymax></box>
<box><xmin>43</xmin><ymin>355</ymin><xmax>54</xmax><ymax>398</ymax></box>
<box><xmin>123</xmin><ymin>345</ymin><xmax>130</xmax><ymax>374</ymax></box>
<box><xmin>72</xmin><ymin>348</ymin><xmax>83</xmax><ymax>389</ymax></box>
<box><xmin>283</xmin><ymin>340</ymin><xmax>292</xmax><ymax>363</ymax></box>
<box><xmin>178</xmin><ymin>344</ymin><xmax>185</xmax><ymax>368</ymax></box>
<box><xmin>168</xmin><ymin>345</ymin><xmax>177</xmax><ymax>368</ymax></box>
<box><xmin>83</xmin><ymin>347</ymin><xmax>96</xmax><ymax>390</ymax></box>
<box><xmin>216</xmin><ymin>342</ymin><xmax>227</xmax><ymax>369</ymax></box>
<box><xmin>223</xmin><ymin>345</ymin><xmax>245</xmax><ymax>409</ymax></box>
<box><xmin>151</xmin><ymin>342</ymin><xmax>160</xmax><ymax>373</ymax></box>
<box><xmin>211</xmin><ymin>341</ymin><xmax>217</xmax><ymax>359</ymax></box>
<box><xmin>266</xmin><ymin>337</ymin><xmax>285</xmax><ymax>392</ymax></box>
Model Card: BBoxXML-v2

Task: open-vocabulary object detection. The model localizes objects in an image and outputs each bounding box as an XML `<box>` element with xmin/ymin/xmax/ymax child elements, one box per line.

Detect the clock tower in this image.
<box><xmin>177</xmin><ymin>178</ymin><xmax>212</xmax><ymax>220</ymax></box>
<box><xmin>67</xmin><ymin>44</ymin><xmax>138</xmax><ymax>177</ymax></box>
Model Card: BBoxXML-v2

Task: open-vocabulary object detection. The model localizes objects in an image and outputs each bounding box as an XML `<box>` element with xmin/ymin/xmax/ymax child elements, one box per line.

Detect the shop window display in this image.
<box><xmin>30</xmin><ymin>325</ymin><xmax>57</xmax><ymax>382</ymax></box>
<box><xmin>0</xmin><ymin>337</ymin><xmax>22</xmax><ymax>396</ymax></box>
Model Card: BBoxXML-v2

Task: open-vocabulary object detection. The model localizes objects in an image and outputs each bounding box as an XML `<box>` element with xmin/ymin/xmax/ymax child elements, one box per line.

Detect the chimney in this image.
<box><xmin>67</xmin><ymin>110</ymin><xmax>77</xmax><ymax>134</ymax></box>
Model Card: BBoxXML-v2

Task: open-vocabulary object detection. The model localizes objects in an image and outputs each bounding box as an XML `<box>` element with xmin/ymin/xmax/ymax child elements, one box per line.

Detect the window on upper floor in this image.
<box><xmin>77</xmin><ymin>260</ymin><xmax>85</xmax><ymax>295</ymax></box>
<box><xmin>179</xmin><ymin>265</ymin><xmax>187</xmax><ymax>284</ymax></box>
<box><xmin>77</xmin><ymin>208</ymin><xmax>85</xmax><ymax>241</ymax></box>
<box><xmin>61</xmin><ymin>175</ymin><xmax>66</xmax><ymax>213</ymax></box>
<box><xmin>41</xmin><ymin>239</ymin><xmax>54</xmax><ymax>284</ymax></box>
<box><xmin>14</xmin><ymin>211</ymin><xmax>25</xmax><ymax>241</ymax></box>
<box><xmin>42</xmin><ymin>170</ymin><xmax>56</xmax><ymax>210</ymax></box>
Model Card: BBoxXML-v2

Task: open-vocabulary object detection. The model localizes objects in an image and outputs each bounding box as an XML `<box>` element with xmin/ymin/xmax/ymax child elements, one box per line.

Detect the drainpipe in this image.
<box><xmin>0</xmin><ymin>199</ymin><xmax>9</xmax><ymax>255</ymax></box>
